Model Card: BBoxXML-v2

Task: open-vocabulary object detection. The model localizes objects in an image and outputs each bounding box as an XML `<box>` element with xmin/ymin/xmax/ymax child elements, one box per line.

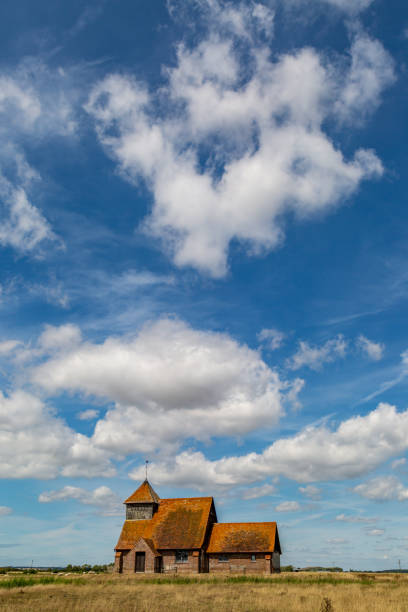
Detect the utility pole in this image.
<box><xmin>399</xmin><ymin>559</ymin><xmax>401</xmax><ymax>572</ymax></box>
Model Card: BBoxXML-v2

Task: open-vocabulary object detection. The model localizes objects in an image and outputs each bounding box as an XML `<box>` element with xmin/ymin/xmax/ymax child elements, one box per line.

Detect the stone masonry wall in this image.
<box><xmin>208</xmin><ymin>553</ymin><xmax>273</xmax><ymax>574</ymax></box>
<box><xmin>116</xmin><ymin>541</ymin><xmax>157</xmax><ymax>574</ymax></box>
<box><xmin>161</xmin><ymin>550</ymin><xmax>200</xmax><ymax>574</ymax></box>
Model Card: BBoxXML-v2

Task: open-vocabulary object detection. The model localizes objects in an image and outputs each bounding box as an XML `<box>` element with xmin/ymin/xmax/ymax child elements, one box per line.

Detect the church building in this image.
<box><xmin>114</xmin><ymin>479</ymin><xmax>281</xmax><ymax>574</ymax></box>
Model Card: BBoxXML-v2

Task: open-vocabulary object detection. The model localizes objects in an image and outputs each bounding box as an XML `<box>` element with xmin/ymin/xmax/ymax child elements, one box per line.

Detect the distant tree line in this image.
<box><xmin>0</xmin><ymin>563</ymin><xmax>114</xmax><ymax>575</ymax></box>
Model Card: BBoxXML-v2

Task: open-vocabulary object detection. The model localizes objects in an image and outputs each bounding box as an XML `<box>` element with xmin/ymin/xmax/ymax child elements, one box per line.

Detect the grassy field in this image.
<box><xmin>1</xmin><ymin>571</ymin><xmax>407</xmax><ymax>611</ymax></box>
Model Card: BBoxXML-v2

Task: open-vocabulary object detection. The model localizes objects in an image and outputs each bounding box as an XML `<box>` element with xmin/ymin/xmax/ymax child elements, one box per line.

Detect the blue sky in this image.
<box><xmin>1</xmin><ymin>0</ymin><xmax>408</xmax><ymax>571</ymax></box>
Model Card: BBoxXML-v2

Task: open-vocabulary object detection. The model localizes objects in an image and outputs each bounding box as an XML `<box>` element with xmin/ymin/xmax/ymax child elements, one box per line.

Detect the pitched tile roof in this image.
<box><xmin>116</xmin><ymin>497</ymin><xmax>214</xmax><ymax>550</ymax></box>
<box><xmin>207</xmin><ymin>522</ymin><xmax>278</xmax><ymax>553</ymax></box>
<box><xmin>124</xmin><ymin>480</ymin><xmax>160</xmax><ymax>504</ymax></box>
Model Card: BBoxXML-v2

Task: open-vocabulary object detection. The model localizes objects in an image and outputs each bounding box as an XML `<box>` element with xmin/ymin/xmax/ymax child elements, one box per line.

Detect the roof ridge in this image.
<box><xmin>160</xmin><ymin>496</ymin><xmax>213</xmax><ymax>501</ymax></box>
<box><xmin>213</xmin><ymin>521</ymin><xmax>277</xmax><ymax>525</ymax></box>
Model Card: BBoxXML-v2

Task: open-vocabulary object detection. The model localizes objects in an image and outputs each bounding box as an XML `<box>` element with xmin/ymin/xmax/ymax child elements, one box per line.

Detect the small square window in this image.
<box><xmin>175</xmin><ymin>550</ymin><xmax>188</xmax><ymax>563</ymax></box>
<box><xmin>218</xmin><ymin>555</ymin><xmax>229</xmax><ymax>562</ymax></box>
<box><xmin>251</xmin><ymin>554</ymin><xmax>256</xmax><ymax>562</ymax></box>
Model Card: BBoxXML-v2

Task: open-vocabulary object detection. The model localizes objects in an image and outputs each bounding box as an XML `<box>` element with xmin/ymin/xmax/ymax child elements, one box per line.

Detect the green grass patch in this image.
<box><xmin>0</xmin><ymin>576</ymin><xmax>86</xmax><ymax>589</ymax></box>
<box><xmin>0</xmin><ymin>573</ymin><xmax>382</xmax><ymax>590</ymax></box>
<box><xmin>127</xmin><ymin>574</ymin><xmax>377</xmax><ymax>587</ymax></box>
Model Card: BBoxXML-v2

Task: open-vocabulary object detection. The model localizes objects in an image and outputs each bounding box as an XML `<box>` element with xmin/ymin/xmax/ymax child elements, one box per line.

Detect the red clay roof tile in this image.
<box><xmin>124</xmin><ymin>480</ymin><xmax>160</xmax><ymax>504</ymax></box>
<box><xmin>115</xmin><ymin>496</ymin><xmax>214</xmax><ymax>550</ymax></box>
<box><xmin>206</xmin><ymin>522</ymin><xmax>277</xmax><ymax>553</ymax></box>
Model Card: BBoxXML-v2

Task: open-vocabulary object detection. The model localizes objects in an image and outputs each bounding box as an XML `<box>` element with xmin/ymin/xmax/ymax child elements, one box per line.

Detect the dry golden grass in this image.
<box><xmin>1</xmin><ymin>572</ymin><xmax>407</xmax><ymax>611</ymax></box>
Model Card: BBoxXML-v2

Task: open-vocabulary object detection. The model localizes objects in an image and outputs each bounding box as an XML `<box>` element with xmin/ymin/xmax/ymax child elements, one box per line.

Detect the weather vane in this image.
<box><xmin>145</xmin><ymin>459</ymin><xmax>149</xmax><ymax>481</ymax></box>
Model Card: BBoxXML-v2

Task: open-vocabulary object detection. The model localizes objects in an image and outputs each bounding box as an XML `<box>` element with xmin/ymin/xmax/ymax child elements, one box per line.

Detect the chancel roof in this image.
<box><xmin>116</xmin><ymin>497</ymin><xmax>215</xmax><ymax>550</ymax></box>
<box><xmin>124</xmin><ymin>479</ymin><xmax>160</xmax><ymax>504</ymax></box>
<box><xmin>207</xmin><ymin>522</ymin><xmax>279</xmax><ymax>553</ymax></box>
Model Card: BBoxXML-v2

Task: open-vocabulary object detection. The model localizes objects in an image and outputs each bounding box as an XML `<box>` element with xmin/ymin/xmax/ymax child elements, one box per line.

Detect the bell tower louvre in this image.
<box><xmin>124</xmin><ymin>479</ymin><xmax>160</xmax><ymax>520</ymax></box>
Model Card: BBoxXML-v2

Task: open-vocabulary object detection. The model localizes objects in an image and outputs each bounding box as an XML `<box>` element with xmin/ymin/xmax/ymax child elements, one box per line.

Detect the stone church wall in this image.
<box><xmin>208</xmin><ymin>553</ymin><xmax>273</xmax><ymax>574</ymax></box>
<box><xmin>161</xmin><ymin>550</ymin><xmax>200</xmax><ymax>573</ymax></box>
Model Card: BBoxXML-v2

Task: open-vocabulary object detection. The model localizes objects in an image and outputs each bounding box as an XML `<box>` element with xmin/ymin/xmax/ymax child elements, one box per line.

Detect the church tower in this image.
<box><xmin>124</xmin><ymin>480</ymin><xmax>160</xmax><ymax>520</ymax></box>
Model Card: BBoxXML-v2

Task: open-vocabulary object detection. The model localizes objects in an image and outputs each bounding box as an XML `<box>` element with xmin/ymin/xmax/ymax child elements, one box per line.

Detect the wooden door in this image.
<box><xmin>135</xmin><ymin>552</ymin><xmax>146</xmax><ymax>572</ymax></box>
<box><xmin>154</xmin><ymin>556</ymin><xmax>162</xmax><ymax>573</ymax></box>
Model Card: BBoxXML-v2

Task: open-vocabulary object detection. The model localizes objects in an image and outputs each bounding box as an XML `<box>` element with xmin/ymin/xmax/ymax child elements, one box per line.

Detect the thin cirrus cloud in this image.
<box><xmin>367</xmin><ymin>528</ymin><xmax>385</xmax><ymax>536</ymax></box>
<box><xmin>0</xmin><ymin>59</ymin><xmax>79</xmax><ymax>255</ymax></box>
<box><xmin>284</xmin><ymin>0</ymin><xmax>374</xmax><ymax>12</ymax></box>
<box><xmin>39</xmin><ymin>485</ymin><xmax>122</xmax><ymax>516</ymax></box>
<box><xmin>335</xmin><ymin>514</ymin><xmax>377</xmax><ymax>523</ymax></box>
<box><xmin>299</xmin><ymin>485</ymin><xmax>321</xmax><ymax>500</ymax></box>
<box><xmin>391</xmin><ymin>458</ymin><xmax>406</xmax><ymax>470</ymax></box>
<box><xmin>0</xmin><ymin>340</ymin><xmax>21</xmax><ymax>355</ymax></box>
<box><xmin>0</xmin><ymin>172</ymin><xmax>55</xmax><ymax>254</ymax></box>
<box><xmin>241</xmin><ymin>484</ymin><xmax>276</xmax><ymax>500</ymax></box>
<box><xmin>85</xmin><ymin>0</ymin><xmax>393</xmax><ymax>277</ymax></box>
<box><xmin>275</xmin><ymin>501</ymin><xmax>301</xmax><ymax>512</ymax></box>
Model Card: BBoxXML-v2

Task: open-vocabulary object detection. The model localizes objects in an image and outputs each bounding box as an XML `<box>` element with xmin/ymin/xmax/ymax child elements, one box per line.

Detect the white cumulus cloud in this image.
<box><xmin>354</xmin><ymin>476</ymin><xmax>408</xmax><ymax>501</ymax></box>
<box><xmin>0</xmin><ymin>389</ymin><xmax>114</xmax><ymax>479</ymax></box>
<box><xmin>336</xmin><ymin>33</ymin><xmax>395</xmax><ymax>124</ymax></box>
<box><xmin>132</xmin><ymin>403</ymin><xmax>408</xmax><ymax>487</ymax></box>
<box><xmin>85</xmin><ymin>1</ymin><xmax>390</xmax><ymax>277</ymax></box>
<box><xmin>38</xmin><ymin>324</ymin><xmax>82</xmax><ymax>353</ymax></box>
<box><xmin>32</xmin><ymin>318</ymin><xmax>285</xmax><ymax>455</ymax></box>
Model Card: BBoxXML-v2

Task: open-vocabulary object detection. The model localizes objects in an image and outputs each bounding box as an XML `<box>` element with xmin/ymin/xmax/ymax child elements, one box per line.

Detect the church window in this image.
<box><xmin>175</xmin><ymin>550</ymin><xmax>188</xmax><ymax>563</ymax></box>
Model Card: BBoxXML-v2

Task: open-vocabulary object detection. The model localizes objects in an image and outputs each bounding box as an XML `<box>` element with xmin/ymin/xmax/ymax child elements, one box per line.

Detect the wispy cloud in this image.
<box><xmin>286</xmin><ymin>335</ymin><xmax>347</xmax><ymax>371</ymax></box>
<box><xmin>354</xmin><ymin>476</ymin><xmax>408</xmax><ymax>501</ymax></box>
<box><xmin>39</xmin><ymin>485</ymin><xmax>121</xmax><ymax>516</ymax></box>
<box><xmin>258</xmin><ymin>328</ymin><xmax>285</xmax><ymax>351</ymax></box>
<box><xmin>357</xmin><ymin>335</ymin><xmax>385</xmax><ymax>361</ymax></box>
